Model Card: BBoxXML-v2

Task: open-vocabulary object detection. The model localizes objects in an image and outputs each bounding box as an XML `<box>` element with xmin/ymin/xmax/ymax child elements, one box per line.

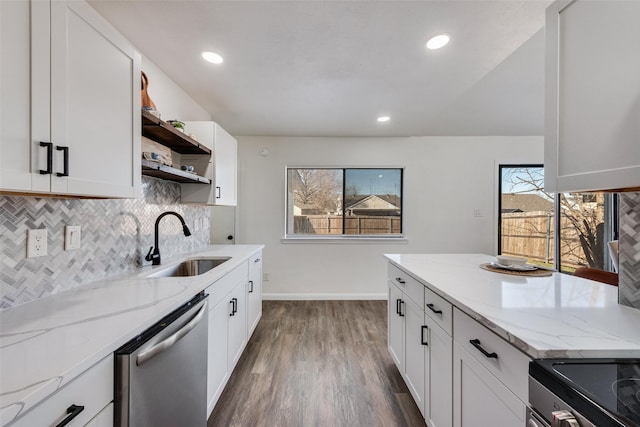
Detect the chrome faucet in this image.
<box><xmin>145</xmin><ymin>211</ymin><xmax>191</xmax><ymax>265</ymax></box>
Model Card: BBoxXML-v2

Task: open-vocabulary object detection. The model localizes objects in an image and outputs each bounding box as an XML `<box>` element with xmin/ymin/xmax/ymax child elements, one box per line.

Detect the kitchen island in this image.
<box><xmin>386</xmin><ymin>253</ymin><xmax>640</xmax><ymax>358</ymax></box>
<box><xmin>385</xmin><ymin>253</ymin><xmax>640</xmax><ymax>427</ymax></box>
<box><xmin>0</xmin><ymin>244</ymin><xmax>263</xmax><ymax>426</ymax></box>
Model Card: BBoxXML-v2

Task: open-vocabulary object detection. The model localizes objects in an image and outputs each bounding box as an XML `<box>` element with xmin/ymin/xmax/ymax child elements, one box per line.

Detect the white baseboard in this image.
<box><xmin>262</xmin><ymin>293</ymin><xmax>387</xmax><ymax>301</ymax></box>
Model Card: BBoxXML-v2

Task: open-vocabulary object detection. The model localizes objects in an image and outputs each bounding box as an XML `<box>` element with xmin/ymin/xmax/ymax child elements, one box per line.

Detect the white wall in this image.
<box><xmin>141</xmin><ymin>57</ymin><xmax>211</xmax><ymax>121</ymax></box>
<box><xmin>237</xmin><ymin>136</ymin><xmax>543</xmax><ymax>299</ymax></box>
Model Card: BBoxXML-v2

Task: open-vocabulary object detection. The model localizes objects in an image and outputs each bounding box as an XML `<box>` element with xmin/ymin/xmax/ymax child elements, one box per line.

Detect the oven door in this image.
<box><xmin>527</xmin><ymin>406</ymin><xmax>550</xmax><ymax>427</ymax></box>
<box><xmin>529</xmin><ymin>377</ymin><xmax>597</xmax><ymax>427</ymax></box>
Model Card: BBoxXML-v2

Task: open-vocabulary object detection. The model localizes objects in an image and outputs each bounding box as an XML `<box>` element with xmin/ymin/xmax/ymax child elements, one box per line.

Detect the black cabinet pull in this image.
<box><xmin>232</xmin><ymin>297</ymin><xmax>238</xmax><ymax>315</ymax></box>
<box><xmin>56</xmin><ymin>146</ymin><xmax>69</xmax><ymax>177</ymax></box>
<box><xmin>56</xmin><ymin>404</ymin><xmax>84</xmax><ymax>427</ymax></box>
<box><xmin>426</xmin><ymin>303</ymin><xmax>443</xmax><ymax>315</ymax></box>
<box><xmin>395</xmin><ymin>277</ymin><xmax>406</xmax><ymax>284</ymax></box>
<box><xmin>469</xmin><ymin>339</ymin><xmax>498</xmax><ymax>359</ymax></box>
<box><xmin>254</xmin><ymin>258</ymin><xmax>261</xmax><ymax>263</ymax></box>
<box><xmin>249</xmin><ymin>280</ymin><xmax>254</xmax><ymax>293</ymax></box>
<box><xmin>216</xmin><ymin>186</ymin><xmax>221</xmax><ymax>199</ymax></box>
<box><xmin>421</xmin><ymin>325</ymin><xmax>429</xmax><ymax>346</ymax></box>
<box><xmin>399</xmin><ymin>300</ymin><xmax>405</xmax><ymax>317</ymax></box>
<box><xmin>39</xmin><ymin>142</ymin><xmax>53</xmax><ymax>175</ymax></box>
<box><xmin>396</xmin><ymin>298</ymin><xmax>401</xmax><ymax>315</ymax></box>
<box><xmin>229</xmin><ymin>299</ymin><xmax>235</xmax><ymax>316</ymax></box>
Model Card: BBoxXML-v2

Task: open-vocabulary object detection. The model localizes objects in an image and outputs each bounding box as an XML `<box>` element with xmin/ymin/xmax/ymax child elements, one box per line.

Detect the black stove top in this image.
<box><xmin>530</xmin><ymin>358</ymin><xmax>640</xmax><ymax>427</ymax></box>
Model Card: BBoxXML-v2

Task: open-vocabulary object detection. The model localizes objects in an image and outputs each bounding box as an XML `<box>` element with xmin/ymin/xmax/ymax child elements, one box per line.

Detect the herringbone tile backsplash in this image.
<box><xmin>619</xmin><ymin>193</ymin><xmax>640</xmax><ymax>309</ymax></box>
<box><xmin>1</xmin><ymin>177</ymin><xmax>210</xmax><ymax>308</ymax></box>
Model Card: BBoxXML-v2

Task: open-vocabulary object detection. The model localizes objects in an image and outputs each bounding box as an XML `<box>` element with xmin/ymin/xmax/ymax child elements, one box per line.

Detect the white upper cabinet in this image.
<box><xmin>1</xmin><ymin>0</ymin><xmax>141</xmax><ymax>198</ymax></box>
<box><xmin>181</xmin><ymin>121</ymin><xmax>238</xmax><ymax>206</ymax></box>
<box><xmin>544</xmin><ymin>0</ymin><xmax>640</xmax><ymax>192</ymax></box>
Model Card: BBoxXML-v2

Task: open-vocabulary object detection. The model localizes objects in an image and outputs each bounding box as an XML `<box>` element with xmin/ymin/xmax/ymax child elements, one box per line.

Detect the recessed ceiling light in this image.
<box><xmin>377</xmin><ymin>116</ymin><xmax>391</xmax><ymax>123</ymax></box>
<box><xmin>202</xmin><ymin>51</ymin><xmax>223</xmax><ymax>64</ymax></box>
<box><xmin>426</xmin><ymin>34</ymin><xmax>450</xmax><ymax>50</ymax></box>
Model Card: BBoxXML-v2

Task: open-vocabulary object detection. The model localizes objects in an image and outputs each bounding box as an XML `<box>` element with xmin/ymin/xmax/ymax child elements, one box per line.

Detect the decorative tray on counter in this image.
<box><xmin>479</xmin><ymin>262</ymin><xmax>553</xmax><ymax>277</ymax></box>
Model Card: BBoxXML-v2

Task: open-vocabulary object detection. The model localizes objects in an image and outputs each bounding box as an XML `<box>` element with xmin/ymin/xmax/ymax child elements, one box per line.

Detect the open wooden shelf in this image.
<box><xmin>141</xmin><ymin>110</ymin><xmax>211</xmax><ymax>155</ymax></box>
<box><xmin>141</xmin><ymin>159</ymin><xmax>211</xmax><ymax>184</ymax></box>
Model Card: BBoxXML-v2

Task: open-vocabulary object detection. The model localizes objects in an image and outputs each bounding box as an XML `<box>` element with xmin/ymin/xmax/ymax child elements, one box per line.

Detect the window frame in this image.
<box><xmin>498</xmin><ymin>164</ymin><xmax>619</xmax><ymax>273</ymax></box>
<box><xmin>283</xmin><ymin>166</ymin><xmax>406</xmax><ymax>241</ymax></box>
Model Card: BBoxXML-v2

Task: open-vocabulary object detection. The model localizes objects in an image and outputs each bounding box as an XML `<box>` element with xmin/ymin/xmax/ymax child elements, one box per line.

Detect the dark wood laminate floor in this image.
<box><xmin>208</xmin><ymin>300</ymin><xmax>426</xmax><ymax>427</ymax></box>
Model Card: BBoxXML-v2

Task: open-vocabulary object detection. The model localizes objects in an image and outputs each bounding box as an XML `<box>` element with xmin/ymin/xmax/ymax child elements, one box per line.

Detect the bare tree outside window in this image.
<box><xmin>499</xmin><ymin>165</ymin><xmax>616</xmax><ymax>273</ymax></box>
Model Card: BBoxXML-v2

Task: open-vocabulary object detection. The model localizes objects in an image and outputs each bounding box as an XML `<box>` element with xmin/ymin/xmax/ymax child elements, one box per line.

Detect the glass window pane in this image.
<box><xmin>287</xmin><ymin>168</ymin><xmax>343</xmax><ymax>235</ymax></box>
<box><xmin>499</xmin><ymin>166</ymin><xmax>555</xmax><ymax>267</ymax></box>
<box><xmin>559</xmin><ymin>192</ymin><xmax>613</xmax><ymax>273</ymax></box>
<box><xmin>286</xmin><ymin>167</ymin><xmax>402</xmax><ymax>237</ymax></box>
<box><xmin>344</xmin><ymin>169</ymin><xmax>402</xmax><ymax>235</ymax></box>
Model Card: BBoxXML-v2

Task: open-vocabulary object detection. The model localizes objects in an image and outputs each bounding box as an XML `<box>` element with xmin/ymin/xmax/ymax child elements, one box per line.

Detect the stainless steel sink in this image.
<box><xmin>146</xmin><ymin>257</ymin><xmax>231</xmax><ymax>278</ymax></box>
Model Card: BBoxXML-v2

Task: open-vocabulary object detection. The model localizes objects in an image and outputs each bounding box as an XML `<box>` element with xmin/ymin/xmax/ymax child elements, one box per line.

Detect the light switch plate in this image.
<box><xmin>27</xmin><ymin>229</ymin><xmax>47</xmax><ymax>258</ymax></box>
<box><xmin>65</xmin><ymin>225</ymin><xmax>81</xmax><ymax>250</ymax></box>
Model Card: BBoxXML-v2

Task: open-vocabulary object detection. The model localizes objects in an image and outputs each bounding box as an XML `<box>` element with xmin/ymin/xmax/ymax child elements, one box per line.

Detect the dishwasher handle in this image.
<box><xmin>136</xmin><ymin>301</ymin><xmax>208</xmax><ymax>366</ymax></box>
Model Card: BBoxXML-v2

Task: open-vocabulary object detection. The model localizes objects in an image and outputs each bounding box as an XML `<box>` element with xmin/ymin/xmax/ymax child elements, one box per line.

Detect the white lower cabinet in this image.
<box><xmin>204</xmin><ymin>254</ymin><xmax>263</xmax><ymax>417</ymax></box>
<box><xmin>227</xmin><ymin>279</ymin><xmax>248</xmax><ymax>370</ymax></box>
<box><xmin>247</xmin><ymin>252</ymin><xmax>263</xmax><ymax>338</ymax></box>
<box><xmin>388</xmin><ymin>263</ymin><xmax>453</xmax><ymax>427</ymax></box>
<box><xmin>424</xmin><ymin>315</ymin><xmax>452</xmax><ymax>427</ymax></box>
<box><xmin>453</xmin><ymin>343</ymin><xmax>524</xmax><ymax>427</ymax></box>
<box><xmin>388</xmin><ymin>261</ymin><xmax>533</xmax><ymax>427</ymax></box>
<box><xmin>206</xmin><ymin>295</ymin><xmax>231</xmax><ymax>416</ymax></box>
<box><xmin>452</xmin><ymin>308</ymin><xmax>530</xmax><ymax>427</ymax></box>
<box><xmin>404</xmin><ymin>298</ymin><xmax>427</xmax><ymax>416</ymax></box>
<box><xmin>84</xmin><ymin>402</ymin><xmax>113</xmax><ymax>427</ymax></box>
<box><xmin>8</xmin><ymin>356</ymin><xmax>113</xmax><ymax>427</ymax></box>
<box><xmin>388</xmin><ymin>282</ymin><xmax>405</xmax><ymax>372</ymax></box>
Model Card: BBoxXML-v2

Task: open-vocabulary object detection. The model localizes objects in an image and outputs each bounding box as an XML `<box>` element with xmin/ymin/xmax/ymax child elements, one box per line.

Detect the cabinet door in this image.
<box><xmin>0</xmin><ymin>0</ymin><xmax>33</xmax><ymax>192</ymax></box>
<box><xmin>214</xmin><ymin>124</ymin><xmax>237</xmax><ymax>206</ymax></box>
<box><xmin>48</xmin><ymin>0</ymin><xmax>140</xmax><ymax>197</ymax></box>
<box><xmin>9</xmin><ymin>355</ymin><xmax>113</xmax><ymax>427</ymax></box>
<box><xmin>206</xmin><ymin>293</ymin><xmax>230</xmax><ymax>416</ymax></box>
<box><xmin>453</xmin><ymin>342</ymin><xmax>525</xmax><ymax>427</ymax></box>
<box><xmin>426</xmin><ymin>319</ymin><xmax>452</xmax><ymax>427</ymax></box>
<box><xmin>404</xmin><ymin>299</ymin><xmax>426</xmax><ymax>417</ymax></box>
<box><xmin>228</xmin><ymin>281</ymin><xmax>247</xmax><ymax>370</ymax></box>
<box><xmin>84</xmin><ymin>402</ymin><xmax>113</xmax><ymax>427</ymax></box>
<box><xmin>545</xmin><ymin>0</ymin><xmax>640</xmax><ymax>192</ymax></box>
<box><xmin>247</xmin><ymin>252</ymin><xmax>263</xmax><ymax>338</ymax></box>
<box><xmin>387</xmin><ymin>283</ymin><xmax>405</xmax><ymax>373</ymax></box>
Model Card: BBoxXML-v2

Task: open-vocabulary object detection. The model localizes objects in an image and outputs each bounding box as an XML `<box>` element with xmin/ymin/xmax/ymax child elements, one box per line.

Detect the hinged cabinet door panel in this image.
<box><xmin>49</xmin><ymin>0</ymin><xmax>140</xmax><ymax>197</ymax></box>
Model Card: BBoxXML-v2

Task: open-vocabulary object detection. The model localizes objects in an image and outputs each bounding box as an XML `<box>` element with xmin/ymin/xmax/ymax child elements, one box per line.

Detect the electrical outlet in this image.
<box><xmin>65</xmin><ymin>225</ymin><xmax>81</xmax><ymax>250</ymax></box>
<box><xmin>473</xmin><ymin>208</ymin><xmax>483</xmax><ymax>218</ymax></box>
<box><xmin>263</xmin><ymin>272</ymin><xmax>270</xmax><ymax>282</ymax></box>
<box><xmin>27</xmin><ymin>229</ymin><xmax>48</xmax><ymax>258</ymax></box>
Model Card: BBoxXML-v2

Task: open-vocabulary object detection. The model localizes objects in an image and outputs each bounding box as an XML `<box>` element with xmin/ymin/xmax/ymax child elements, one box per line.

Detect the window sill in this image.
<box><xmin>281</xmin><ymin>236</ymin><xmax>408</xmax><ymax>244</ymax></box>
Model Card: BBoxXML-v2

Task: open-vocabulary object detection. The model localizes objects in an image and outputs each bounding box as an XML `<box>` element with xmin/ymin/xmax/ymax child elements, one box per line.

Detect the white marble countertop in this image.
<box><xmin>0</xmin><ymin>244</ymin><xmax>263</xmax><ymax>426</ymax></box>
<box><xmin>385</xmin><ymin>253</ymin><xmax>640</xmax><ymax>359</ymax></box>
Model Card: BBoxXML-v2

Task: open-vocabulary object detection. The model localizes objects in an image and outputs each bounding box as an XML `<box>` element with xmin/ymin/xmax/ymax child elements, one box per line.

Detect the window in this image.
<box><xmin>499</xmin><ymin>165</ymin><xmax>619</xmax><ymax>274</ymax></box>
<box><xmin>286</xmin><ymin>168</ymin><xmax>403</xmax><ymax>237</ymax></box>
<box><xmin>499</xmin><ymin>165</ymin><xmax>554</xmax><ymax>266</ymax></box>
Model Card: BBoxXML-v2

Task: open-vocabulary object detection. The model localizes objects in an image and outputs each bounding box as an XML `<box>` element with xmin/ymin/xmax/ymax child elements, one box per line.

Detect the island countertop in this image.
<box><xmin>0</xmin><ymin>244</ymin><xmax>263</xmax><ymax>426</ymax></box>
<box><xmin>385</xmin><ymin>253</ymin><xmax>640</xmax><ymax>359</ymax></box>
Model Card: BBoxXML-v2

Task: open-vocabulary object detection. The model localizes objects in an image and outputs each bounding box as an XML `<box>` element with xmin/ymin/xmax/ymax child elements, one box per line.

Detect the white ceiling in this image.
<box><xmin>89</xmin><ymin>0</ymin><xmax>550</xmax><ymax>137</ymax></box>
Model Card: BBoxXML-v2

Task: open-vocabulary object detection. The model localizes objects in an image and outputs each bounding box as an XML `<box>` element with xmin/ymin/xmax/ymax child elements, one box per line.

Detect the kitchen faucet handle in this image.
<box><xmin>145</xmin><ymin>247</ymin><xmax>155</xmax><ymax>262</ymax></box>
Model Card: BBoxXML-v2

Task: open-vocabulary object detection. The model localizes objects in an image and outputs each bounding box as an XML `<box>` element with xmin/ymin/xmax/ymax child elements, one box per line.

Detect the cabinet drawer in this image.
<box><xmin>424</xmin><ymin>285</ymin><xmax>453</xmax><ymax>335</ymax></box>
<box><xmin>453</xmin><ymin>308</ymin><xmax>530</xmax><ymax>402</ymax></box>
<box><xmin>388</xmin><ymin>263</ymin><xmax>424</xmax><ymax>307</ymax></box>
<box><xmin>10</xmin><ymin>356</ymin><xmax>113</xmax><ymax>427</ymax></box>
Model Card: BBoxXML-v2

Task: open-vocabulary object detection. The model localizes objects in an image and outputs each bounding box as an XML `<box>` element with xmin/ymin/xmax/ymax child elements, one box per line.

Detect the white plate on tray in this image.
<box><xmin>490</xmin><ymin>262</ymin><xmax>538</xmax><ymax>271</ymax></box>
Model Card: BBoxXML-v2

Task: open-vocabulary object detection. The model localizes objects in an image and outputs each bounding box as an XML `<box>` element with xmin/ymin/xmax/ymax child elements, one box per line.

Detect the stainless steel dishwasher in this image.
<box><xmin>115</xmin><ymin>292</ymin><xmax>208</xmax><ymax>426</ymax></box>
